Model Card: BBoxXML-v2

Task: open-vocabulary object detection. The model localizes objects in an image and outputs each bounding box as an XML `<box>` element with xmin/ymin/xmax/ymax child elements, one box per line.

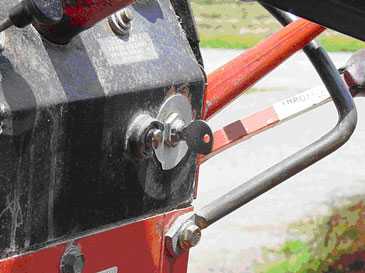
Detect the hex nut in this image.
<box><xmin>178</xmin><ymin>222</ymin><xmax>202</xmax><ymax>251</ymax></box>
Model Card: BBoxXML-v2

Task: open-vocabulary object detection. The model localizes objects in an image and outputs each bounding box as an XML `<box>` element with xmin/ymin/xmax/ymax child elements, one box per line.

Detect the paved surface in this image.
<box><xmin>188</xmin><ymin>49</ymin><xmax>365</xmax><ymax>273</ymax></box>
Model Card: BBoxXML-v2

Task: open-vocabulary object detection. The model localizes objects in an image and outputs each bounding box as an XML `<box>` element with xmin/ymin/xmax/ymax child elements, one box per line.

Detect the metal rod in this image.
<box><xmin>0</xmin><ymin>18</ymin><xmax>13</xmax><ymax>33</ymax></box>
<box><xmin>203</xmin><ymin>19</ymin><xmax>325</xmax><ymax>119</ymax></box>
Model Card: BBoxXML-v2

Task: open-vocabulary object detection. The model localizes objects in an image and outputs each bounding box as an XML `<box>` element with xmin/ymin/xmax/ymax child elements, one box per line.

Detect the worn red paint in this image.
<box><xmin>64</xmin><ymin>0</ymin><xmax>134</xmax><ymax>28</ymax></box>
<box><xmin>203</xmin><ymin>19</ymin><xmax>325</xmax><ymax>119</ymax></box>
<box><xmin>0</xmin><ymin>208</ymin><xmax>192</xmax><ymax>273</ymax></box>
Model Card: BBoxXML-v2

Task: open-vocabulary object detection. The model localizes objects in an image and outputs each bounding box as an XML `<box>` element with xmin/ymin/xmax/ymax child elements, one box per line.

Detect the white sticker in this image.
<box><xmin>97</xmin><ymin>266</ymin><xmax>118</xmax><ymax>273</ymax></box>
<box><xmin>273</xmin><ymin>86</ymin><xmax>331</xmax><ymax>120</ymax></box>
<box><xmin>98</xmin><ymin>33</ymin><xmax>159</xmax><ymax>66</ymax></box>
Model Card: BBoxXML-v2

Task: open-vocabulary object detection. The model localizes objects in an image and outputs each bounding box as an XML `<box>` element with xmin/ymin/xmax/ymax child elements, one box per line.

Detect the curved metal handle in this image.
<box><xmin>194</xmin><ymin>6</ymin><xmax>357</xmax><ymax>229</ymax></box>
<box><xmin>166</xmin><ymin>9</ymin><xmax>358</xmax><ymax>257</ymax></box>
<box><xmin>195</xmin><ymin>46</ymin><xmax>357</xmax><ymax>228</ymax></box>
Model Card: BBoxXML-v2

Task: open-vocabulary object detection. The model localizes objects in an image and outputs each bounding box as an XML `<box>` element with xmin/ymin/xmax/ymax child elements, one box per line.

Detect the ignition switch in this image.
<box><xmin>0</xmin><ymin>0</ymin><xmax>63</xmax><ymax>33</ymax></box>
<box><xmin>126</xmin><ymin>94</ymin><xmax>213</xmax><ymax>170</ymax></box>
<box><xmin>154</xmin><ymin>94</ymin><xmax>213</xmax><ymax>170</ymax></box>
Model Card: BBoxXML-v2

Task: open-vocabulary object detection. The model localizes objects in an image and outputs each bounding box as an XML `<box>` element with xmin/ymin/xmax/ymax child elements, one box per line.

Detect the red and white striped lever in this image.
<box><xmin>199</xmin><ymin>85</ymin><xmax>332</xmax><ymax>164</ymax></box>
<box><xmin>200</xmin><ymin>47</ymin><xmax>365</xmax><ymax>165</ymax></box>
<box><xmin>200</xmin><ymin>87</ymin><xmax>361</xmax><ymax>165</ymax></box>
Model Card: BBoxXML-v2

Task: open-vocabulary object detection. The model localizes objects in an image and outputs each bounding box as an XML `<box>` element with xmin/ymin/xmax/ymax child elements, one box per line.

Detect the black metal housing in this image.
<box><xmin>0</xmin><ymin>0</ymin><xmax>204</xmax><ymax>257</ymax></box>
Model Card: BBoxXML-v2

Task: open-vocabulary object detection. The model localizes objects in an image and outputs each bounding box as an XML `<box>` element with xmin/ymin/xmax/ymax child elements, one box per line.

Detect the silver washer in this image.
<box><xmin>155</xmin><ymin>94</ymin><xmax>193</xmax><ymax>170</ymax></box>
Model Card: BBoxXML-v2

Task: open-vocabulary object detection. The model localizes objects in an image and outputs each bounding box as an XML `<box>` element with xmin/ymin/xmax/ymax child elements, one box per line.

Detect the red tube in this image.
<box><xmin>203</xmin><ymin>19</ymin><xmax>325</xmax><ymax>119</ymax></box>
<box><xmin>36</xmin><ymin>0</ymin><xmax>134</xmax><ymax>44</ymax></box>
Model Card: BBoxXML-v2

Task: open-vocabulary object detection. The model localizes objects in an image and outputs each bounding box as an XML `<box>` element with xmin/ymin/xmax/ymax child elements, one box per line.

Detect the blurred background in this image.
<box><xmin>189</xmin><ymin>1</ymin><xmax>365</xmax><ymax>273</ymax></box>
<box><xmin>191</xmin><ymin>0</ymin><xmax>364</xmax><ymax>52</ymax></box>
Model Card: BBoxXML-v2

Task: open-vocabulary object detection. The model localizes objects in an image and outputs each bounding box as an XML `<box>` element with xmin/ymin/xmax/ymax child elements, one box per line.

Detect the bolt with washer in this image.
<box><xmin>108</xmin><ymin>8</ymin><xmax>134</xmax><ymax>36</ymax></box>
<box><xmin>178</xmin><ymin>222</ymin><xmax>202</xmax><ymax>251</ymax></box>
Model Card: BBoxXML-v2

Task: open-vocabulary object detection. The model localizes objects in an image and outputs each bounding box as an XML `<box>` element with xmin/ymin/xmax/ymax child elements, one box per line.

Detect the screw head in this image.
<box><xmin>60</xmin><ymin>245</ymin><xmax>85</xmax><ymax>273</ymax></box>
<box><xmin>178</xmin><ymin>223</ymin><xmax>202</xmax><ymax>251</ymax></box>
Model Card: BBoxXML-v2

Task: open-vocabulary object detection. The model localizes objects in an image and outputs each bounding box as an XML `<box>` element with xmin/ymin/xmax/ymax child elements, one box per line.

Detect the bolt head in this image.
<box><xmin>178</xmin><ymin>223</ymin><xmax>202</xmax><ymax>251</ymax></box>
<box><xmin>60</xmin><ymin>245</ymin><xmax>85</xmax><ymax>273</ymax></box>
<box><xmin>108</xmin><ymin>8</ymin><xmax>133</xmax><ymax>36</ymax></box>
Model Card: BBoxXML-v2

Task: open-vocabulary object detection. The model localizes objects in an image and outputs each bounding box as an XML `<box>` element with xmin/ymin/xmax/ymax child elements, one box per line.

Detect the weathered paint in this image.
<box><xmin>0</xmin><ymin>208</ymin><xmax>192</xmax><ymax>273</ymax></box>
<box><xmin>0</xmin><ymin>0</ymin><xmax>204</xmax><ymax>257</ymax></box>
<box><xmin>63</xmin><ymin>0</ymin><xmax>135</xmax><ymax>28</ymax></box>
<box><xmin>36</xmin><ymin>0</ymin><xmax>135</xmax><ymax>43</ymax></box>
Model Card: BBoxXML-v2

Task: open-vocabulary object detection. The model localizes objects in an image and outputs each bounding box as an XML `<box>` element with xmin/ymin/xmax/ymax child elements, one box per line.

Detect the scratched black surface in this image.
<box><xmin>0</xmin><ymin>0</ymin><xmax>204</xmax><ymax>257</ymax></box>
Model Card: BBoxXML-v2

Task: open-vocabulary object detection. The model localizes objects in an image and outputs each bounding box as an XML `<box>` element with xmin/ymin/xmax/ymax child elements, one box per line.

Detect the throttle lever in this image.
<box><xmin>125</xmin><ymin>94</ymin><xmax>213</xmax><ymax>170</ymax></box>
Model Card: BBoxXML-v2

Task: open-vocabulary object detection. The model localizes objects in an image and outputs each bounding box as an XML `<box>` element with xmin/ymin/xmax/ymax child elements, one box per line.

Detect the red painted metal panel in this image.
<box><xmin>0</xmin><ymin>208</ymin><xmax>191</xmax><ymax>273</ymax></box>
<box><xmin>203</xmin><ymin>19</ymin><xmax>325</xmax><ymax>119</ymax></box>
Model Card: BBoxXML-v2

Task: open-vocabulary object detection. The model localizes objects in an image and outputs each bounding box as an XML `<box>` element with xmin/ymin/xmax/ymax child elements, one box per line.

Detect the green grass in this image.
<box><xmin>319</xmin><ymin>36</ymin><xmax>365</xmax><ymax>52</ymax></box>
<box><xmin>255</xmin><ymin>197</ymin><xmax>365</xmax><ymax>273</ymax></box>
<box><xmin>199</xmin><ymin>34</ymin><xmax>262</xmax><ymax>49</ymax></box>
<box><xmin>191</xmin><ymin>0</ymin><xmax>365</xmax><ymax>52</ymax></box>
